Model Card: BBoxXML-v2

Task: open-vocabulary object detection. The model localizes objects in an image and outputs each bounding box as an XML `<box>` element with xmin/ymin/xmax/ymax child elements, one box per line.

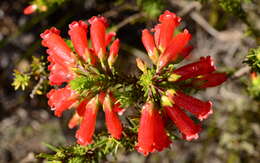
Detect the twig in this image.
<box><xmin>30</xmin><ymin>76</ymin><xmax>46</xmax><ymax>98</ymax></box>
<box><xmin>177</xmin><ymin>1</ymin><xmax>201</xmax><ymax>16</ymax></box>
<box><xmin>112</xmin><ymin>12</ymin><xmax>145</xmax><ymax>32</ymax></box>
<box><xmin>103</xmin><ymin>3</ymin><xmax>138</xmax><ymax>18</ymax></box>
<box><xmin>232</xmin><ymin>66</ymin><xmax>251</xmax><ymax>79</ymax></box>
<box><xmin>171</xmin><ymin>0</ymin><xmax>243</xmax><ymax>42</ymax></box>
<box><xmin>120</xmin><ymin>43</ymin><xmax>151</xmax><ymax>65</ymax></box>
<box><xmin>190</xmin><ymin>11</ymin><xmax>220</xmax><ymax>38</ymax></box>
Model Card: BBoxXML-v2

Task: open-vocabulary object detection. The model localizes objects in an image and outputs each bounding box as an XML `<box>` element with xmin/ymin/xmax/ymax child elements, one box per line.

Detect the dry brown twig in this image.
<box><xmin>171</xmin><ymin>0</ymin><xmax>244</xmax><ymax>42</ymax></box>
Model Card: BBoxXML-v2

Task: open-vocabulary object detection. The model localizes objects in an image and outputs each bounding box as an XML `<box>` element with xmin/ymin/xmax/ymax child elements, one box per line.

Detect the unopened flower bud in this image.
<box><xmin>136</xmin><ymin>58</ymin><xmax>147</xmax><ymax>72</ymax></box>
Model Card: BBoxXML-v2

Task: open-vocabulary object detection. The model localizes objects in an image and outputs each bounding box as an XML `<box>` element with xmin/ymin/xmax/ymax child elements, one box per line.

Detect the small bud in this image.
<box><xmin>23</xmin><ymin>4</ymin><xmax>37</xmax><ymax>15</ymax></box>
<box><xmin>108</xmin><ymin>39</ymin><xmax>120</xmax><ymax>69</ymax></box>
<box><xmin>161</xmin><ymin>95</ymin><xmax>173</xmax><ymax>107</ymax></box>
<box><xmin>136</xmin><ymin>58</ymin><xmax>147</xmax><ymax>72</ymax></box>
<box><xmin>142</xmin><ymin>29</ymin><xmax>158</xmax><ymax>64</ymax></box>
<box><xmin>168</xmin><ymin>73</ymin><xmax>181</xmax><ymax>82</ymax></box>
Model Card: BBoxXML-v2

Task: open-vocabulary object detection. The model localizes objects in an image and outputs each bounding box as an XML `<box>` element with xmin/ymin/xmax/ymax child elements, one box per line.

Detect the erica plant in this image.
<box><xmin>26</xmin><ymin>10</ymin><xmax>227</xmax><ymax>161</ymax></box>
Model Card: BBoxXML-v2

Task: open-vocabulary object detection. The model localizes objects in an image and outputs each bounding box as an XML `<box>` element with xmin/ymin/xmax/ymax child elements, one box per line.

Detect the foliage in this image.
<box><xmin>244</xmin><ymin>47</ymin><xmax>260</xmax><ymax>73</ymax></box>
<box><xmin>9</xmin><ymin>0</ymin><xmax>260</xmax><ymax>162</ymax></box>
<box><xmin>12</xmin><ymin>70</ymin><xmax>31</xmax><ymax>90</ymax></box>
<box><xmin>28</xmin><ymin>0</ymin><xmax>68</xmax><ymax>13</ymax></box>
<box><xmin>136</xmin><ymin>0</ymin><xmax>165</xmax><ymax>18</ymax></box>
<box><xmin>38</xmin><ymin>119</ymin><xmax>138</xmax><ymax>162</ymax></box>
<box><xmin>12</xmin><ymin>56</ymin><xmax>49</xmax><ymax>96</ymax></box>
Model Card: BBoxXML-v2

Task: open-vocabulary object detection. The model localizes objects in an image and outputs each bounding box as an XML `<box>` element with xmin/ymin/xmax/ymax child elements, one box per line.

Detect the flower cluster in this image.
<box><xmin>41</xmin><ymin>16</ymin><xmax>123</xmax><ymax>145</ymax></box>
<box><xmin>41</xmin><ymin>11</ymin><xmax>227</xmax><ymax>156</ymax></box>
<box><xmin>136</xmin><ymin>10</ymin><xmax>227</xmax><ymax>155</ymax></box>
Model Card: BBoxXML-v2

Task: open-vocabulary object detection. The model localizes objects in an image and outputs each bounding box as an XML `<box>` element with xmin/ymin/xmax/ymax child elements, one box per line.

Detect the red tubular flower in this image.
<box><xmin>89</xmin><ymin>16</ymin><xmax>108</xmax><ymax>61</ymax></box>
<box><xmin>105</xmin><ymin>32</ymin><xmax>116</xmax><ymax>46</ymax></box>
<box><xmin>136</xmin><ymin>102</ymin><xmax>171</xmax><ymax>156</ymax></box>
<box><xmin>153</xmin><ymin>24</ymin><xmax>161</xmax><ymax>48</ymax></box>
<box><xmin>23</xmin><ymin>4</ymin><xmax>37</xmax><ymax>15</ymax></box>
<box><xmin>48</xmin><ymin>59</ymin><xmax>74</xmax><ymax>85</ymax></box>
<box><xmin>68</xmin><ymin>113</ymin><xmax>81</xmax><ymax>129</ymax></box>
<box><xmin>108</xmin><ymin>39</ymin><xmax>120</xmax><ymax>68</ymax></box>
<box><xmin>41</xmin><ymin>27</ymin><xmax>75</xmax><ymax>68</ymax></box>
<box><xmin>76</xmin><ymin>96</ymin><xmax>99</xmax><ymax>145</ymax></box>
<box><xmin>179</xmin><ymin>45</ymin><xmax>193</xmax><ymax>60</ymax></box>
<box><xmin>109</xmin><ymin>93</ymin><xmax>125</xmax><ymax>115</ymax></box>
<box><xmin>168</xmin><ymin>91</ymin><xmax>213</xmax><ymax>121</ymax></box>
<box><xmin>136</xmin><ymin>102</ymin><xmax>155</xmax><ymax>155</ymax></box>
<box><xmin>76</xmin><ymin>99</ymin><xmax>89</xmax><ymax>116</ymax></box>
<box><xmin>103</xmin><ymin>94</ymin><xmax>123</xmax><ymax>139</ymax></box>
<box><xmin>158</xmin><ymin>30</ymin><xmax>191</xmax><ymax>70</ymax></box>
<box><xmin>153</xmin><ymin>110</ymin><xmax>172</xmax><ymax>151</ymax></box>
<box><xmin>173</xmin><ymin>56</ymin><xmax>216</xmax><ymax>81</ymax></box>
<box><xmin>157</xmin><ymin>10</ymin><xmax>181</xmax><ymax>51</ymax></box>
<box><xmin>98</xmin><ymin>91</ymin><xmax>106</xmax><ymax>105</ymax></box>
<box><xmin>165</xmin><ymin>105</ymin><xmax>201</xmax><ymax>141</ymax></box>
<box><xmin>142</xmin><ymin>29</ymin><xmax>158</xmax><ymax>64</ymax></box>
<box><xmin>68</xmin><ymin>21</ymin><xmax>94</xmax><ymax>63</ymax></box>
<box><xmin>191</xmin><ymin>73</ymin><xmax>227</xmax><ymax>88</ymax></box>
<box><xmin>47</xmin><ymin>86</ymin><xmax>78</xmax><ymax>117</ymax></box>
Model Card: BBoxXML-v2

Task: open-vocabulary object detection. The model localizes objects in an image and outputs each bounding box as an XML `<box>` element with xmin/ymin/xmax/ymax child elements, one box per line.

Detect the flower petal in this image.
<box><xmin>68</xmin><ymin>113</ymin><xmax>81</xmax><ymax>129</ymax></box>
<box><xmin>153</xmin><ymin>109</ymin><xmax>172</xmax><ymax>151</ymax></box>
<box><xmin>68</xmin><ymin>21</ymin><xmax>91</xmax><ymax>62</ymax></box>
<box><xmin>89</xmin><ymin>16</ymin><xmax>107</xmax><ymax>60</ymax></box>
<box><xmin>158</xmin><ymin>10</ymin><xmax>181</xmax><ymax>51</ymax></box>
<box><xmin>165</xmin><ymin>105</ymin><xmax>201</xmax><ymax>141</ymax></box>
<box><xmin>142</xmin><ymin>29</ymin><xmax>158</xmax><ymax>64</ymax></box>
<box><xmin>136</xmin><ymin>102</ymin><xmax>155</xmax><ymax>156</ymax></box>
<box><xmin>76</xmin><ymin>97</ymin><xmax>98</xmax><ymax>145</ymax></box>
<box><xmin>103</xmin><ymin>94</ymin><xmax>123</xmax><ymax>139</ymax></box>
<box><xmin>76</xmin><ymin>99</ymin><xmax>89</xmax><ymax>117</ymax></box>
<box><xmin>169</xmin><ymin>91</ymin><xmax>213</xmax><ymax>121</ymax></box>
<box><xmin>40</xmin><ymin>27</ymin><xmax>75</xmax><ymax>67</ymax></box>
<box><xmin>173</xmin><ymin>56</ymin><xmax>216</xmax><ymax>81</ymax></box>
<box><xmin>192</xmin><ymin>73</ymin><xmax>227</xmax><ymax>88</ymax></box>
<box><xmin>47</xmin><ymin>86</ymin><xmax>78</xmax><ymax>117</ymax></box>
<box><xmin>158</xmin><ymin>29</ymin><xmax>191</xmax><ymax>70</ymax></box>
<box><xmin>108</xmin><ymin>39</ymin><xmax>120</xmax><ymax>68</ymax></box>
<box><xmin>48</xmin><ymin>61</ymin><xmax>74</xmax><ymax>85</ymax></box>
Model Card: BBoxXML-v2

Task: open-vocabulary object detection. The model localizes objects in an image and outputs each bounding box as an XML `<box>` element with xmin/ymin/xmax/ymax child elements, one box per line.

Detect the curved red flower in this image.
<box><xmin>47</xmin><ymin>86</ymin><xmax>78</xmax><ymax>117</ymax></box>
<box><xmin>167</xmin><ymin>90</ymin><xmax>213</xmax><ymax>121</ymax></box>
<box><xmin>88</xmin><ymin>16</ymin><xmax>108</xmax><ymax>61</ymax></box>
<box><xmin>142</xmin><ymin>29</ymin><xmax>158</xmax><ymax>64</ymax></box>
<box><xmin>157</xmin><ymin>10</ymin><xmax>181</xmax><ymax>51</ymax></box>
<box><xmin>41</xmin><ymin>27</ymin><xmax>75</xmax><ymax>68</ymax></box>
<box><xmin>191</xmin><ymin>73</ymin><xmax>227</xmax><ymax>88</ymax></box>
<box><xmin>165</xmin><ymin>105</ymin><xmax>201</xmax><ymax>141</ymax></box>
<box><xmin>108</xmin><ymin>39</ymin><xmax>120</xmax><ymax>68</ymax></box>
<box><xmin>103</xmin><ymin>93</ymin><xmax>123</xmax><ymax>139</ymax></box>
<box><xmin>173</xmin><ymin>56</ymin><xmax>216</xmax><ymax>81</ymax></box>
<box><xmin>158</xmin><ymin>29</ymin><xmax>191</xmax><ymax>70</ymax></box>
<box><xmin>136</xmin><ymin>102</ymin><xmax>171</xmax><ymax>156</ymax></box>
<box><xmin>76</xmin><ymin>96</ymin><xmax>99</xmax><ymax>145</ymax></box>
<box><xmin>68</xmin><ymin>21</ymin><xmax>93</xmax><ymax>63</ymax></box>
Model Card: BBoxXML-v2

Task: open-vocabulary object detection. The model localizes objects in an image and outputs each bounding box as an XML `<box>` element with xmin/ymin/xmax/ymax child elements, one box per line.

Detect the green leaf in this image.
<box><xmin>244</xmin><ymin>47</ymin><xmax>260</xmax><ymax>73</ymax></box>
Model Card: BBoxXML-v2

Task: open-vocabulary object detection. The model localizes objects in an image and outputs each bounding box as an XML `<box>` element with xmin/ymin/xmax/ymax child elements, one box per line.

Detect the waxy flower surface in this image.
<box><xmin>41</xmin><ymin>10</ymin><xmax>227</xmax><ymax>156</ymax></box>
<box><xmin>136</xmin><ymin>10</ymin><xmax>227</xmax><ymax>155</ymax></box>
<box><xmin>41</xmin><ymin>16</ymin><xmax>123</xmax><ymax>146</ymax></box>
